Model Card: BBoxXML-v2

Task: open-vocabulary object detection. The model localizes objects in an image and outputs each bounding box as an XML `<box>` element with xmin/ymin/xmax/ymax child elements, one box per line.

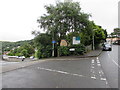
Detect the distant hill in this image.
<box><xmin>0</xmin><ymin>39</ymin><xmax>34</xmax><ymax>53</ymax></box>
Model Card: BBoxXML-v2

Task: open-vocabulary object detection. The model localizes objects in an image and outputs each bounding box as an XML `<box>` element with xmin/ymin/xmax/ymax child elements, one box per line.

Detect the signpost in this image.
<box><xmin>52</xmin><ymin>40</ymin><xmax>56</xmax><ymax>57</ymax></box>
<box><xmin>73</xmin><ymin>36</ymin><xmax>80</xmax><ymax>45</ymax></box>
<box><xmin>52</xmin><ymin>40</ymin><xmax>56</xmax><ymax>44</ymax></box>
<box><xmin>60</xmin><ymin>40</ymin><xmax>67</xmax><ymax>46</ymax></box>
<box><xmin>69</xmin><ymin>48</ymin><xmax>75</xmax><ymax>51</ymax></box>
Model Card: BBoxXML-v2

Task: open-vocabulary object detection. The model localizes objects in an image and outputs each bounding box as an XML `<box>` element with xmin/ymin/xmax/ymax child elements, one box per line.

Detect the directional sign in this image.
<box><xmin>60</xmin><ymin>39</ymin><xmax>67</xmax><ymax>46</ymax></box>
<box><xmin>76</xmin><ymin>36</ymin><xmax>80</xmax><ymax>40</ymax></box>
<box><xmin>69</xmin><ymin>48</ymin><xmax>75</xmax><ymax>51</ymax></box>
<box><xmin>73</xmin><ymin>36</ymin><xmax>80</xmax><ymax>45</ymax></box>
<box><xmin>52</xmin><ymin>40</ymin><xmax>56</xmax><ymax>44</ymax></box>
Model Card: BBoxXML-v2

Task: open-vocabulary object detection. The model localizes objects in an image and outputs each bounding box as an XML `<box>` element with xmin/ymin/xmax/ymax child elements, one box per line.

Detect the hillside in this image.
<box><xmin>0</xmin><ymin>39</ymin><xmax>34</xmax><ymax>53</ymax></box>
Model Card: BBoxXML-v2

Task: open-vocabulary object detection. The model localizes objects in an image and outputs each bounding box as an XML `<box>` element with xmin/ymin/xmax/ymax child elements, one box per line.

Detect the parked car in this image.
<box><xmin>30</xmin><ymin>56</ymin><xmax>34</xmax><ymax>60</ymax></box>
<box><xmin>102</xmin><ymin>44</ymin><xmax>112</xmax><ymax>51</ymax></box>
<box><xmin>113</xmin><ymin>40</ymin><xmax>120</xmax><ymax>45</ymax></box>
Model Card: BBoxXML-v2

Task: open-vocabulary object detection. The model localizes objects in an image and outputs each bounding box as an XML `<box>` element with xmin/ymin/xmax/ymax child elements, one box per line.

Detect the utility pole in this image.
<box><xmin>92</xmin><ymin>29</ymin><xmax>96</xmax><ymax>50</ymax></box>
<box><xmin>92</xmin><ymin>33</ymin><xmax>95</xmax><ymax>50</ymax></box>
<box><xmin>118</xmin><ymin>2</ymin><xmax>120</xmax><ymax>40</ymax></box>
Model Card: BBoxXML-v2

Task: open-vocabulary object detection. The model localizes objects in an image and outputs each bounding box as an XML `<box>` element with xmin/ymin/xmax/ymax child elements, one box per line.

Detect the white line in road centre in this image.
<box><xmin>107</xmin><ymin>53</ymin><xmax>120</xmax><ymax>68</ymax></box>
<box><xmin>37</xmin><ymin>67</ymin><xmax>85</xmax><ymax>77</ymax></box>
<box><xmin>37</xmin><ymin>67</ymin><xmax>100</xmax><ymax>81</ymax></box>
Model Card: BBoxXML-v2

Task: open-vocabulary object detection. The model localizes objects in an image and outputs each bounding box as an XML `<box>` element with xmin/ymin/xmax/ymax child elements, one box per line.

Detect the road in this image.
<box><xmin>99</xmin><ymin>45</ymin><xmax>119</xmax><ymax>88</ymax></box>
<box><xmin>1</xmin><ymin>45</ymin><xmax>119</xmax><ymax>88</ymax></box>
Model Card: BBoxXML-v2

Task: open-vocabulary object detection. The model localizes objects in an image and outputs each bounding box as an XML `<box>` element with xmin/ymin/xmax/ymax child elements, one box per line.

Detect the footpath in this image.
<box><xmin>0</xmin><ymin>49</ymin><xmax>102</xmax><ymax>73</ymax></box>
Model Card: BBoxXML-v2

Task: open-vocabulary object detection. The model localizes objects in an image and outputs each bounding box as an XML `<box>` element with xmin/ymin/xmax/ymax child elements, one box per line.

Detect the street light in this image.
<box><xmin>92</xmin><ymin>29</ymin><xmax>97</xmax><ymax>50</ymax></box>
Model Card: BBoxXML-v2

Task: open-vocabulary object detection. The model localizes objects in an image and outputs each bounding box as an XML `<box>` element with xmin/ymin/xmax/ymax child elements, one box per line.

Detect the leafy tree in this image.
<box><xmin>103</xmin><ymin>29</ymin><xmax>108</xmax><ymax>41</ymax></box>
<box><xmin>93</xmin><ymin>26</ymin><xmax>105</xmax><ymax>48</ymax></box>
<box><xmin>33</xmin><ymin>33</ymin><xmax>52</xmax><ymax>58</ymax></box>
<box><xmin>22</xmin><ymin>44</ymin><xmax>35</xmax><ymax>56</ymax></box>
<box><xmin>34</xmin><ymin>33</ymin><xmax>52</xmax><ymax>47</ymax></box>
<box><xmin>21</xmin><ymin>49</ymin><xmax>28</xmax><ymax>57</ymax></box>
<box><xmin>1</xmin><ymin>40</ymin><xmax>33</xmax><ymax>54</ymax></box>
<box><xmin>7</xmin><ymin>43</ymin><xmax>35</xmax><ymax>57</ymax></box>
<box><xmin>37</xmin><ymin>1</ymin><xmax>91</xmax><ymax>45</ymax></box>
<box><xmin>114</xmin><ymin>28</ymin><xmax>120</xmax><ymax>34</ymax></box>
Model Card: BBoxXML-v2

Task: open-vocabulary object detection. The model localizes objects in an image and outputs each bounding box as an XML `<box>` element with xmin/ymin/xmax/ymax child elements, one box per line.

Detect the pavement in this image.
<box><xmin>0</xmin><ymin>49</ymin><xmax>102</xmax><ymax>73</ymax></box>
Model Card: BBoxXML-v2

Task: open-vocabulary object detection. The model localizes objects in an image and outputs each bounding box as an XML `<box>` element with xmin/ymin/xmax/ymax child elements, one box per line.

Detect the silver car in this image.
<box><xmin>103</xmin><ymin>44</ymin><xmax>112</xmax><ymax>51</ymax></box>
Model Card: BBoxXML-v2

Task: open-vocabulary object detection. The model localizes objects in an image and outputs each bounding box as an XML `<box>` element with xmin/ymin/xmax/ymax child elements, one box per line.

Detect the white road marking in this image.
<box><xmin>97</xmin><ymin>63</ymin><xmax>101</xmax><ymax>66</ymax></box>
<box><xmin>91</xmin><ymin>74</ymin><xmax>96</xmax><ymax>80</ymax></box>
<box><xmin>97</xmin><ymin>60</ymin><xmax>100</xmax><ymax>64</ymax></box>
<box><xmin>99</xmin><ymin>71</ymin><xmax>101</xmax><ymax>74</ymax></box>
<box><xmin>90</xmin><ymin>58</ymin><xmax>109</xmax><ymax>85</ymax></box>
<box><xmin>91</xmin><ymin>59</ymin><xmax>94</xmax><ymax>64</ymax></box>
<box><xmin>107</xmin><ymin>52</ymin><xmax>120</xmax><ymax>68</ymax></box>
<box><xmin>37</xmin><ymin>67</ymin><xmax>86</xmax><ymax>78</ymax></box>
<box><xmin>0</xmin><ymin>61</ymin><xmax>19</xmax><ymax>65</ymax></box>
<box><xmin>96</xmin><ymin>57</ymin><xmax>99</xmax><ymax>60</ymax></box>
<box><xmin>112</xmin><ymin>59</ymin><xmax>120</xmax><ymax>68</ymax></box>
<box><xmin>100</xmin><ymin>78</ymin><xmax>106</xmax><ymax>81</ymax></box>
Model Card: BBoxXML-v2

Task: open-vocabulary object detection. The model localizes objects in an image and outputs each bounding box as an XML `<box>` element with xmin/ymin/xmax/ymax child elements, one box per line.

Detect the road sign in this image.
<box><xmin>73</xmin><ymin>36</ymin><xmax>80</xmax><ymax>45</ymax></box>
<box><xmin>69</xmin><ymin>48</ymin><xmax>75</xmax><ymax>51</ymax></box>
<box><xmin>60</xmin><ymin>40</ymin><xmax>67</xmax><ymax>46</ymax></box>
<box><xmin>52</xmin><ymin>40</ymin><xmax>56</xmax><ymax>44</ymax></box>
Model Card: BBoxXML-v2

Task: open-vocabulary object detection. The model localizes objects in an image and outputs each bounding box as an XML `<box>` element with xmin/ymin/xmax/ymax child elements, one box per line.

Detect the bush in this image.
<box><xmin>35</xmin><ymin>49</ymin><xmax>42</xmax><ymax>59</ymax></box>
<box><xmin>69</xmin><ymin>44</ymin><xmax>85</xmax><ymax>55</ymax></box>
<box><xmin>35</xmin><ymin>45</ymin><xmax>52</xmax><ymax>59</ymax></box>
<box><xmin>59</xmin><ymin>46</ymin><xmax>70</xmax><ymax>56</ymax></box>
<box><xmin>58</xmin><ymin>44</ymin><xmax>85</xmax><ymax>56</ymax></box>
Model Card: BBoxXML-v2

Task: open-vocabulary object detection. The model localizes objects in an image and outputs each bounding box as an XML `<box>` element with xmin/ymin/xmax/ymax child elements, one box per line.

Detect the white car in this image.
<box><xmin>103</xmin><ymin>44</ymin><xmax>112</xmax><ymax>51</ymax></box>
<box><xmin>17</xmin><ymin>56</ymin><xmax>25</xmax><ymax>59</ymax></box>
<box><xmin>30</xmin><ymin>56</ymin><xmax>34</xmax><ymax>59</ymax></box>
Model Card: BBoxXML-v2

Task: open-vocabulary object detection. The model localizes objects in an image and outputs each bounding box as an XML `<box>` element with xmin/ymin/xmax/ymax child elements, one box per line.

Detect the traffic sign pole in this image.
<box><xmin>52</xmin><ymin>42</ymin><xmax>54</xmax><ymax>57</ymax></box>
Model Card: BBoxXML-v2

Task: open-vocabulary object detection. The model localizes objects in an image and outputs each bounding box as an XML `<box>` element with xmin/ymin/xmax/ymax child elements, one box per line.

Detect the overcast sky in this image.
<box><xmin>0</xmin><ymin>0</ymin><xmax>119</xmax><ymax>42</ymax></box>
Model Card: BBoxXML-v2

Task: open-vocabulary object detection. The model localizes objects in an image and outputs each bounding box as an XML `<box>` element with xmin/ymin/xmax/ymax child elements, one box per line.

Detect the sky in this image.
<box><xmin>0</xmin><ymin>0</ymin><xmax>119</xmax><ymax>42</ymax></box>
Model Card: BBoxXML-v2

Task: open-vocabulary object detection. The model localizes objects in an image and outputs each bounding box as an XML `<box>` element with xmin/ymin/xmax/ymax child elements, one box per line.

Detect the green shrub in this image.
<box><xmin>35</xmin><ymin>45</ymin><xmax>52</xmax><ymax>59</ymax></box>
<box><xmin>69</xmin><ymin>44</ymin><xmax>85</xmax><ymax>55</ymax></box>
<box><xmin>35</xmin><ymin>49</ymin><xmax>42</xmax><ymax>59</ymax></box>
<box><xmin>59</xmin><ymin>46</ymin><xmax>70</xmax><ymax>56</ymax></box>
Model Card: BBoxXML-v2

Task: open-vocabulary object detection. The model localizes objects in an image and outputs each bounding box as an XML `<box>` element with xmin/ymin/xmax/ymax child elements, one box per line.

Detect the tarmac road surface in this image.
<box><xmin>1</xmin><ymin>45</ymin><xmax>119</xmax><ymax>88</ymax></box>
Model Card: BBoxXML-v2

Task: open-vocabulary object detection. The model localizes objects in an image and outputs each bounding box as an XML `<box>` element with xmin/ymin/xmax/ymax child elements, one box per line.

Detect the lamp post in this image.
<box><xmin>92</xmin><ymin>29</ymin><xmax>97</xmax><ymax>50</ymax></box>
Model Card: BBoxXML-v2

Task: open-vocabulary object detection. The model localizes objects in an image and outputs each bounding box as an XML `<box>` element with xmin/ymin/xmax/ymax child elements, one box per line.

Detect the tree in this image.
<box><xmin>34</xmin><ymin>33</ymin><xmax>52</xmax><ymax>47</ymax></box>
<box><xmin>33</xmin><ymin>33</ymin><xmax>52</xmax><ymax>58</ymax></box>
<box><xmin>21</xmin><ymin>49</ymin><xmax>28</xmax><ymax>57</ymax></box>
<box><xmin>93</xmin><ymin>26</ymin><xmax>105</xmax><ymax>48</ymax></box>
<box><xmin>37</xmin><ymin>1</ymin><xmax>91</xmax><ymax>45</ymax></box>
<box><xmin>7</xmin><ymin>43</ymin><xmax>35</xmax><ymax>57</ymax></box>
<box><xmin>114</xmin><ymin>28</ymin><xmax>120</xmax><ymax>34</ymax></box>
<box><xmin>103</xmin><ymin>29</ymin><xmax>108</xmax><ymax>41</ymax></box>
